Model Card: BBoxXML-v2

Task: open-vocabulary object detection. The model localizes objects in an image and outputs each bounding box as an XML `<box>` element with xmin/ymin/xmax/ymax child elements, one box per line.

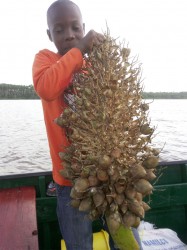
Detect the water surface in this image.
<box><xmin>0</xmin><ymin>99</ymin><xmax>187</xmax><ymax>175</ymax></box>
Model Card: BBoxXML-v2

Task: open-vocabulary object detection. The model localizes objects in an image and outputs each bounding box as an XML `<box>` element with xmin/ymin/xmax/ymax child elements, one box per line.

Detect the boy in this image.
<box><xmin>32</xmin><ymin>0</ymin><xmax>142</xmax><ymax>249</ymax></box>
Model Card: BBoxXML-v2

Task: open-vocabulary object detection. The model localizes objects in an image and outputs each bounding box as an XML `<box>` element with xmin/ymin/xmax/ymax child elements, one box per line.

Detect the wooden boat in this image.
<box><xmin>0</xmin><ymin>160</ymin><xmax>187</xmax><ymax>250</ymax></box>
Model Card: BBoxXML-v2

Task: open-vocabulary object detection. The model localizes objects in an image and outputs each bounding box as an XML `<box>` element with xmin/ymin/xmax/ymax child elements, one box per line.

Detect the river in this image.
<box><xmin>0</xmin><ymin>99</ymin><xmax>187</xmax><ymax>175</ymax></box>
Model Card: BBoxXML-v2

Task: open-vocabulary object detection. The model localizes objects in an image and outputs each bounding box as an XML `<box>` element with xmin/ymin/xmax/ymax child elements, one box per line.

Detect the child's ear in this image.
<box><xmin>47</xmin><ymin>29</ymin><xmax>52</xmax><ymax>42</ymax></box>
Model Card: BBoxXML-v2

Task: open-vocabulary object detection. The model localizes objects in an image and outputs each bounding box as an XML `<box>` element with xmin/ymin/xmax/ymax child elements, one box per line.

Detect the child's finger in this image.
<box><xmin>93</xmin><ymin>34</ymin><xmax>105</xmax><ymax>46</ymax></box>
<box><xmin>95</xmin><ymin>32</ymin><xmax>105</xmax><ymax>42</ymax></box>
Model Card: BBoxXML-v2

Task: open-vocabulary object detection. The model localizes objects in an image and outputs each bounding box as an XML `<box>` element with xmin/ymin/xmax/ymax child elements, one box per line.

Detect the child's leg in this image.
<box><xmin>56</xmin><ymin>184</ymin><xmax>93</xmax><ymax>250</ymax></box>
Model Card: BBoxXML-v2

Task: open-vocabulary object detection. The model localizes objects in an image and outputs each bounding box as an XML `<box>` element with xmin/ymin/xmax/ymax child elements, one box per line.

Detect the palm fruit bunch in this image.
<box><xmin>55</xmin><ymin>29</ymin><xmax>159</xmax><ymax>249</ymax></box>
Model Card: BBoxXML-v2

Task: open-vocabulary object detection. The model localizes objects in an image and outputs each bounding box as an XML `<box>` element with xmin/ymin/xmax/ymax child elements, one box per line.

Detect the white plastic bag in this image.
<box><xmin>138</xmin><ymin>227</ymin><xmax>187</xmax><ymax>250</ymax></box>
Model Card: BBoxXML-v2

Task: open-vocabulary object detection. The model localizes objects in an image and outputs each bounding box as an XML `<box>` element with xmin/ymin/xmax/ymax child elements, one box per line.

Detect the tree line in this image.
<box><xmin>142</xmin><ymin>91</ymin><xmax>187</xmax><ymax>99</ymax></box>
<box><xmin>0</xmin><ymin>83</ymin><xmax>187</xmax><ymax>99</ymax></box>
<box><xmin>0</xmin><ymin>83</ymin><xmax>39</xmax><ymax>99</ymax></box>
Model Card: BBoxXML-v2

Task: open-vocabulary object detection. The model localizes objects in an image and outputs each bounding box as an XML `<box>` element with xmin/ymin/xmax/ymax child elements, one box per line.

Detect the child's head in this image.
<box><xmin>47</xmin><ymin>0</ymin><xmax>84</xmax><ymax>55</ymax></box>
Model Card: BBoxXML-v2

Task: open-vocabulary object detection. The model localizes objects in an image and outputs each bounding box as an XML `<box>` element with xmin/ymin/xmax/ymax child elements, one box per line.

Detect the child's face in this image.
<box><xmin>47</xmin><ymin>2</ymin><xmax>84</xmax><ymax>55</ymax></box>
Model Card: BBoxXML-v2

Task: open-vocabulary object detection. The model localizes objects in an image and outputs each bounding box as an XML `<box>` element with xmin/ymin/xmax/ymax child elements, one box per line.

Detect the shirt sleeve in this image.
<box><xmin>32</xmin><ymin>48</ymin><xmax>83</xmax><ymax>101</ymax></box>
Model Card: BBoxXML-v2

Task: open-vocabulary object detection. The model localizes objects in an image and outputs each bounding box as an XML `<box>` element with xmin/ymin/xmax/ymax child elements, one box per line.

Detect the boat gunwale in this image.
<box><xmin>0</xmin><ymin>160</ymin><xmax>186</xmax><ymax>180</ymax></box>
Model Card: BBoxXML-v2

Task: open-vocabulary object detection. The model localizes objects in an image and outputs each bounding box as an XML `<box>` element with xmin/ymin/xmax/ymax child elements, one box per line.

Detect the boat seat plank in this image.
<box><xmin>0</xmin><ymin>186</ymin><xmax>39</xmax><ymax>250</ymax></box>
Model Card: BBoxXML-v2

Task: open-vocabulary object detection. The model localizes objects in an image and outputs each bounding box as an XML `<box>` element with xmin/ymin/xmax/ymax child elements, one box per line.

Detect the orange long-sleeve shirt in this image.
<box><xmin>32</xmin><ymin>48</ymin><xmax>83</xmax><ymax>185</ymax></box>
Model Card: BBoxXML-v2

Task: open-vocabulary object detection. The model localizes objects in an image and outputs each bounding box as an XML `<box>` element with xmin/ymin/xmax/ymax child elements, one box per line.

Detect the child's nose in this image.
<box><xmin>65</xmin><ymin>28</ymin><xmax>75</xmax><ymax>40</ymax></box>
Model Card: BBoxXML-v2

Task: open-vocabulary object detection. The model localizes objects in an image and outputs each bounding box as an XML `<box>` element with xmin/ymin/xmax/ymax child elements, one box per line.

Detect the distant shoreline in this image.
<box><xmin>0</xmin><ymin>83</ymin><xmax>39</xmax><ymax>100</ymax></box>
<box><xmin>0</xmin><ymin>83</ymin><xmax>187</xmax><ymax>99</ymax></box>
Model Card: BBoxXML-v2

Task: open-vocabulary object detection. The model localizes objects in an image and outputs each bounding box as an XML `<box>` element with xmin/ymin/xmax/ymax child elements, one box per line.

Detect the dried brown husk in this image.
<box><xmin>134</xmin><ymin>179</ymin><xmax>153</xmax><ymax>195</ymax></box>
<box><xmin>97</xmin><ymin>169</ymin><xmax>109</xmax><ymax>182</ymax></box>
<box><xmin>115</xmin><ymin>193</ymin><xmax>125</xmax><ymax>205</ymax></box>
<box><xmin>59</xmin><ymin>169</ymin><xmax>74</xmax><ymax>180</ymax></box>
<box><xmin>120</xmin><ymin>201</ymin><xmax>128</xmax><ymax>214</ymax></box>
<box><xmin>97</xmin><ymin>200</ymin><xmax>108</xmax><ymax>214</ymax></box>
<box><xmin>145</xmin><ymin>169</ymin><xmax>157</xmax><ymax>181</ymax></box>
<box><xmin>114</xmin><ymin>182</ymin><xmax>126</xmax><ymax>194</ymax></box>
<box><xmin>79</xmin><ymin>197</ymin><xmax>93</xmax><ymax>212</ymax></box>
<box><xmin>109</xmin><ymin>169</ymin><xmax>120</xmax><ymax>182</ymax></box>
<box><xmin>123</xmin><ymin>211</ymin><xmax>137</xmax><ymax>228</ymax></box>
<box><xmin>125</xmin><ymin>186</ymin><xmax>137</xmax><ymax>200</ymax></box>
<box><xmin>106</xmin><ymin>212</ymin><xmax>122</xmax><ymax>234</ymax></box>
<box><xmin>135</xmin><ymin>192</ymin><xmax>143</xmax><ymax>203</ymax></box>
<box><xmin>127</xmin><ymin>199</ymin><xmax>145</xmax><ymax>218</ymax></box>
<box><xmin>142</xmin><ymin>201</ymin><xmax>151</xmax><ymax>211</ymax></box>
<box><xmin>98</xmin><ymin>155</ymin><xmax>112</xmax><ymax>168</ymax></box>
<box><xmin>140</xmin><ymin>124</ymin><xmax>153</xmax><ymax>135</ymax></box>
<box><xmin>88</xmin><ymin>175</ymin><xmax>100</xmax><ymax>186</ymax></box>
<box><xmin>71</xmin><ymin>162</ymin><xmax>82</xmax><ymax>173</ymax></box>
<box><xmin>111</xmin><ymin>148</ymin><xmax>122</xmax><ymax>159</ymax></box>
<box><xmin>130</xmin><ymin>164</ymin><xmax>147</xmax><ymax>179</ymax></box>
<box><xmin>54</xmin><ymin>116</ymin><xmax>68</xmax><ymax>127</ymax></box>
<box><xmin>70</xmin><ymin>199</ymin><xmax>81</xmax><ymax>208</ymax></box>
<box><xmin>74</xmin><ymin>178</ymin><xmax>90</xmax><ymax>193</ymax></box>
<box><xmin>93</xmin><ymin>191</ymin><xmax>105</xmax><ymax>207</ymax></box>
<box><xmin>70</xmin><ymin>187</ymin><xmax>85</xmax><ymax>199</ymax></box>
<box><xmin>143</xmin><ymin>156</ymin><xmax>159</xmax><ymax>169</ymax></box>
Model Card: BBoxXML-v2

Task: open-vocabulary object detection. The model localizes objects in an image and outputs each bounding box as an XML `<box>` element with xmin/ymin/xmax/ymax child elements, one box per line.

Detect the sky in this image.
<box><xmin>0</xmin><ymin>0</ymin><xmax>187</xmax><ymax>92</ymax></box>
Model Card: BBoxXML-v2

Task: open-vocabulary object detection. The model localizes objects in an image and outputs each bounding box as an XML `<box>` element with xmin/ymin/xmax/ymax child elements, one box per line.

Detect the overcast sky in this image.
<box><xmin>0</xmin><ymin>0</ymin><xmax>187</xmax><ymax>92</ymax></box>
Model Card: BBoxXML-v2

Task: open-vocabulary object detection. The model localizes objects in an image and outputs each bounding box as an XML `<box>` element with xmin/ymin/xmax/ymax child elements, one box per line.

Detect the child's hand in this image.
<box><xmin>76</xmin><ymin>30</ymin><xmax>104</xmax><ymax>55</ymax></box>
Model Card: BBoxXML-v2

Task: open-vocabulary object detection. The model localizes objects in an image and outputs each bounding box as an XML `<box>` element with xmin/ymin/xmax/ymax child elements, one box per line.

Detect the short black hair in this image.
<box><xmin>47</xmin><ymin>0</ymin><xmax>81</xmax><ymax>27</ymax></box>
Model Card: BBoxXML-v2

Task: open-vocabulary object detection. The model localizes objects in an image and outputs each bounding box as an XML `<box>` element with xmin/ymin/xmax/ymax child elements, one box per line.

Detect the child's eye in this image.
<box><xmin>55</xmin><ymin>28</ymin><xmax>64</xmax><ymax>34</ymax></box>
<box><xmin>73</xmin><ymin>26</ymin><xmax>80</xmax><ymax>31</ymax></box>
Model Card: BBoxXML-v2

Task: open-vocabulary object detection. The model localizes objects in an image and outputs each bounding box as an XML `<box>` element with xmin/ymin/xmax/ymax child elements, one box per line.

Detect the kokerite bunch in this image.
<box><xmin>55</xmin><ymin>30</ymin><xmax>159</xmax><ymax>250</ymax></box>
